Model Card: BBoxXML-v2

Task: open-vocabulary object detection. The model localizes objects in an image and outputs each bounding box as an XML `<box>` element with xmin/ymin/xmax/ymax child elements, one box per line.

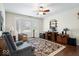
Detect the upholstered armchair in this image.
<box><xmin>2</xmin><ymin>32</ymin><xmax>35</xmax><ymax>56</ymax></box>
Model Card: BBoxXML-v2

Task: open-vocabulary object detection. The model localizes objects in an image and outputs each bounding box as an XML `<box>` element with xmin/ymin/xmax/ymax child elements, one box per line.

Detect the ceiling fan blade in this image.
<box><xmin>43</xmin><ymin>9</ymin><xmax>50</xmax><ymax>12</ymax></box>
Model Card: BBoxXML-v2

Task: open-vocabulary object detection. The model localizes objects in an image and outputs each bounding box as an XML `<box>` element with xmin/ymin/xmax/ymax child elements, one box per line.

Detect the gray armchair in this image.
<box><xmin>2</xmin><ymin>32</ymin><xmax>35</xmax><ymax>56</ymax></box>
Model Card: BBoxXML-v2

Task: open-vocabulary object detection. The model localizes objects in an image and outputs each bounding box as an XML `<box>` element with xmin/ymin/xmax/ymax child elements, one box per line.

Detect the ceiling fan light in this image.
<box><xmin>37</xmin><ymin>12</ymin><xmax>43</xmax><ymax>15</ymax></box>
<box><xmin>35</xmin><ymin>4</ymin><xmax>50</xmax><ymax>15</ymax></box>
<box><xmin>43</xmin><ymin>12</ymin><xmax>46</xmax><ymax>15</ymax></box>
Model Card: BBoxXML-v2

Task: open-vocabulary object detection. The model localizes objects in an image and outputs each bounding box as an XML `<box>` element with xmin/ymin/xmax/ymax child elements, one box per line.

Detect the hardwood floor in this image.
<box><xmin>55</xmin><ymin>45</ymin><xmax>79</xmax><ymax>56</ymax></box>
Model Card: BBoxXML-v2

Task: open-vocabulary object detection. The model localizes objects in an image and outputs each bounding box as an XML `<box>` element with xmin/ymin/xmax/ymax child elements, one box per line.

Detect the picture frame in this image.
<box><xmin>50</xmin><ymin>19</ymin><xmax>57</xmax><ymax>28</ymax></box>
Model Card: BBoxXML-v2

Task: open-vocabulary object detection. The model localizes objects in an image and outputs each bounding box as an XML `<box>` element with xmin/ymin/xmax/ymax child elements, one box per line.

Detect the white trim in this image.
<box><xmin>76</xmin><ymin>43</ymin><xmax>79</xmax><ymax>45</ymax></box>
<box><xmin>0</xmin><ymin>31</ymin><xmax>2</xmax><ymax>36</ymax></box>
<box><xmin>48</xmin><ymin>46</ymin><xmax>66</xmax><ymax>56</ymax></box>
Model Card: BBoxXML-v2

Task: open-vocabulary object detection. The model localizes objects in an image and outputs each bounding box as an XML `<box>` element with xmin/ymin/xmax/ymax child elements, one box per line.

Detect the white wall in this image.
<box><xmin>0</xmin><ymin>3</ymin><xmax>5</xmax><ymax>31</ymax></box>
<box><xmin>43</xmin><ymin>7</ymin><xmax>79</xmax><ymax>45</ymax></box>
<box><xmin>5</xmin><ymin>12</ymin><xmax>43</xmax><ymax>37</ymax></box>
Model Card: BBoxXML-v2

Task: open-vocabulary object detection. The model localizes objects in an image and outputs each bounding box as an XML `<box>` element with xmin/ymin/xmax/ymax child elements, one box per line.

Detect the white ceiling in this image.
<box><xmin>4</xmin><ymin>3</ymin><xmax>79</xmax><ymax>18</ymax></box>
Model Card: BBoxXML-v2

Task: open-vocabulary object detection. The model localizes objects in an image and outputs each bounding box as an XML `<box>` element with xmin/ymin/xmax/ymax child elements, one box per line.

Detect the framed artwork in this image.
<box><xmin>49</xmin><ymin>19</ymin><xmax>57</xmax><ymax>31</ymax></box>
<box><xmin>50</xmin><ymin>19</ymin><xmax>57</xmax><ymax>28</ymax></box>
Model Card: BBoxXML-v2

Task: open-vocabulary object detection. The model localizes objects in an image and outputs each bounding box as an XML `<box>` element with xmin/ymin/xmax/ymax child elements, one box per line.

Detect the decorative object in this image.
<box><xmin>28</xmin><ymin>38</ymin><xmax>65</xmax><ymax>56</ymax></box>
<box><xmin>2</xmin><ymin>49</ymin><xmax>9</xmax><ymax>56</ymax></box>
<box><xmin>50</xmin><ymin>19</ymin><xmax>57</xmax><ymax>32</ymax></box>
<box><xmin>33</xmin><ymin>29</ymin><xmax>35</xmax><ymax>38</ymax></box>
<box><xmin>9</xmin><ymin>26</ymin><xmax>15</xmax><ymax>36</ymax></box>
<box><xmin>63</xmin><ymin>28</ymin><xmax>69</xmax><ymax>34</ymax></box>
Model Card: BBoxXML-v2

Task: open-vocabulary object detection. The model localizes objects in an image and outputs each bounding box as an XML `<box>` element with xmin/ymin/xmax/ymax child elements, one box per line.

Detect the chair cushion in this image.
<box><xmin>16</xmin><ymin>41</ymin><xmax>23</xmax><ymax>46</ymax></box>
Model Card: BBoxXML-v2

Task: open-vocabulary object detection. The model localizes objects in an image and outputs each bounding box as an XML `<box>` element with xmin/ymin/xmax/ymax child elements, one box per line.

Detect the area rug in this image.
<box><xmin>28</xmin><ymin>38</ymin><xmax>65</xmax><ymax>56</ymax></box>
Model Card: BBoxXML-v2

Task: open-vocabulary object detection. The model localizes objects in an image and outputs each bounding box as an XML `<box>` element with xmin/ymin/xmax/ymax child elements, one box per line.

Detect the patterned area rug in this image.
<box><xmin>28</xmin><ymin>38</ymin><xmax>65</xmax><ymax>56</ymax></box>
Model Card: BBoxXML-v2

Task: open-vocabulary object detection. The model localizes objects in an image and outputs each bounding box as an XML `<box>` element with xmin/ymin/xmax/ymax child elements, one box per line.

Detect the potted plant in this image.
<box><xmin>63</xmin><ymin>28</ymin><xmax>69</xmax><ymax>34</ymax></box>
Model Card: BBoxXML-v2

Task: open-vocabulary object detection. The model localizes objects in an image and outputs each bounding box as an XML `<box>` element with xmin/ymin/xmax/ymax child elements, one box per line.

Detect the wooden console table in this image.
<box><xmin>39</xmin><ymin>32</ymin><xmax>69</xmax><ymax>45</ymax></box>
<box><xmin>56</xmin><ymin>34</ymin><xmax>69</xmax><ymax>44</ymax></box>
<box><xmin>44</xmin><ymin>32</ymin><xmax>58</xmax><ymax>42</ymax></box>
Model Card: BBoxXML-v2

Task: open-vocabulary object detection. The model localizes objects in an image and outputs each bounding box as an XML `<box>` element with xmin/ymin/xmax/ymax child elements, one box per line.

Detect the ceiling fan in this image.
<box><xmin>36</xmin><ymin>6</ymin><xmax>50</xmax><ymax>15</ymax></box>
